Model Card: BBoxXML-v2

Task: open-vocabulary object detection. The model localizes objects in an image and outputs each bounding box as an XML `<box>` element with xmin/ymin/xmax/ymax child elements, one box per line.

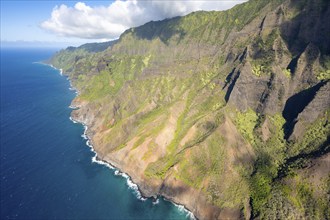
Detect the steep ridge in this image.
<box><xmin>49</xmin><ymin>0</ymin><xmax>330</xmax><ymax>219</ymax></box>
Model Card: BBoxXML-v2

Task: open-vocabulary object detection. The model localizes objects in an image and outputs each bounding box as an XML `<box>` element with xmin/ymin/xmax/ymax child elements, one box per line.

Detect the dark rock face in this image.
<box><xmin>227</xmin><ymin>62</ymin><xmax>271</xmax><ymax>112</ymax></box>
<box><xmin>290</xmin><ymin>81</ymin><xmax>330</xmax><ymax>140</ymax></box>
<box><xmin>280</xmin><ymin>0</ymin><xmax>330</xmax><ymax>55</ymax></box>
<box><xmin>283</xmin><ymin>81</ymin><xmax>327</xmax><ymax>139</ymax></box>
<box><xmin>297</xmin><ymin>81</ymin><xmax>330</xmax><ymax>123</ymax></box>
<box><xmin>224</xmin><ymin>0</ymin><xmax>330</xmax><ymax>141</ymax></box>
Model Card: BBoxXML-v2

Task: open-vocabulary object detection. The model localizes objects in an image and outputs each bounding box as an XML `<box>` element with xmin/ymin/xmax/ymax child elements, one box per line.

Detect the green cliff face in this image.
<box><xmin>50</xmin><ymin>0</ymin><xmax>330</xmax><ymax>219</ymax></box>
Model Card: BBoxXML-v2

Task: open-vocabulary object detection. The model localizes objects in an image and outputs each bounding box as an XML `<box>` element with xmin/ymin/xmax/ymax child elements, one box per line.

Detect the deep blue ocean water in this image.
<box><xmin>0</xmin><ymin>48</ymin><xmax>191</xmax><ymax>220</ymax></box>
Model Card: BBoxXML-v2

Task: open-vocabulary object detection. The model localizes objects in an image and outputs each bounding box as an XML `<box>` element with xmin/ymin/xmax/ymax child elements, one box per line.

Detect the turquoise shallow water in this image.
<box><xmin>0</xmin><ymin>48</ymin><xmax>191</xmax><ymax>220</ymax></box>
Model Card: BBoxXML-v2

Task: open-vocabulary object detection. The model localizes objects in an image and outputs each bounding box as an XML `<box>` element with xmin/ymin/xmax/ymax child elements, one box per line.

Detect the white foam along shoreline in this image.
<box><xmin>79</xmin><ymin>122</ymin><xmax>196</xmax><ymax>219</ymax></box>
<box><xmin>36</xmin><ymin>62</ymin><xmax>63</xmax><ymax>76</ymax></box>
<box><xmin>48</xmin><ymin>63</ymin><xmax>63</xmax><ymax>75</ymax></box>
<box><xmin>42</xmin><ymin>63</ymin><xmax>79</xmax><ymax>94</ymax></box>
<box><xmin>74</xmin><ymin>113</ymin><xmax>196</xmax><ymax>220</ymax></box>
<box><xmin>73</xmin><ymin>119</ymin><xmax>148</xmax><ymax>201</ymax></box>
<box><xmin>53</xmin><ymin>65</ymin><xmax>196</xmax><ymax>220</ymax></box>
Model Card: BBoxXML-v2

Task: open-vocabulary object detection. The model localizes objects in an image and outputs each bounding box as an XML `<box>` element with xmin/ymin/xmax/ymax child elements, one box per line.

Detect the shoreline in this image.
<box><xmin>57</xmin><ymin>66</ymin><xmax>196</xmax><ymax>220</ymax></box>
<box><xmin>35</xmin><ymin>61</ymin><xmax>63</xmax><ymax>76</ymax></box>
<box><xmin>70</xmin><ymin>116</ymin><xmax>196</xmax><ymax>220</ymax></box>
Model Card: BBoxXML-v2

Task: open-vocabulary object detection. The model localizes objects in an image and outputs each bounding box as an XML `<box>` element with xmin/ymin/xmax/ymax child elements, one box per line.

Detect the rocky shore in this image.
<box><xmin>68</xmin><ymin>96</ymin><xmax>203</xmax><ymax>219</ymax></box>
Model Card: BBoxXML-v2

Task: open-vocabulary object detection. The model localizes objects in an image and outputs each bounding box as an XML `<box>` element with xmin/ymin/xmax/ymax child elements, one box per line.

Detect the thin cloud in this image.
<box><xmin>41</xmin><ymin>0</ymin><xmax>247</xmax><ymax>40</ymax></box>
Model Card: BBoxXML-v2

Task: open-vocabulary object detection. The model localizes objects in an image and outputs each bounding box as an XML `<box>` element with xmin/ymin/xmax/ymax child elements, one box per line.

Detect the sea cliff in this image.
<box><xmin>50</xmin><ymin>0</ymin><xmax>330</xmax><ymax>219</ymax></box>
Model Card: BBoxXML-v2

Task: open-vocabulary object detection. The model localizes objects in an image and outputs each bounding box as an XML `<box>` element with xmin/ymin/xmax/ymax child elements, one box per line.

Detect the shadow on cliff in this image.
<box><xmin>158</xmin><ymin>181</ymin><xmax>190</xmax><ymax>198</ymax></box>
<box><xmin>279</xmin><ymin>0</ymin><xmax>330</xmax><ymax>56</ymax></box>
<box><xmin>128</xmin><ymin>17</ymin><xmax>187</xmax><ymax>45</ymax></box>
<box><xmin>276</xmin><ymin>136</ymin><xmax>330</xmax><ymax>180</ymax></box>
<box><xmin>224</xmin><ymin>69</ymin><xmax>240</xmax><ymax>103</ymax></box>
<box><xmin>232</xmin><ymin>150</ymin><xmax>255</xmax><ymax>169</ymax></box>
<box><xmin>282</xmin><ymin>81</ymin><xmax>327</xmax><ymax>139</ymax></box>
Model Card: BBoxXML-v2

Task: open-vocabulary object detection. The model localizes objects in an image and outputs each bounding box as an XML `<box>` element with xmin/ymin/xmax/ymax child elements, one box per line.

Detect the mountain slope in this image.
<box><xmin>50</xmin><ymin>0</ymin><xmax>330</xmax><ymax>219</ymax></box>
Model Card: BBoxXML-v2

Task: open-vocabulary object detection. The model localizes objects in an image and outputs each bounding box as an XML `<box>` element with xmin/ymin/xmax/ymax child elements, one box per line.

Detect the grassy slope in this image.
<box><xmin>51</xmin><ymin>0</ymin><xmax>330</xmax><ymax>218</ymax></box>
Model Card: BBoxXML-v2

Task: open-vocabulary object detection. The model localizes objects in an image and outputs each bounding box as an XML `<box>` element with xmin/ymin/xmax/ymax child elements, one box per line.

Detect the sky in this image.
<box><xmin>1</xmin><ymin>0</ymin><xmax>247</xmax><ymax>48</ymax></box>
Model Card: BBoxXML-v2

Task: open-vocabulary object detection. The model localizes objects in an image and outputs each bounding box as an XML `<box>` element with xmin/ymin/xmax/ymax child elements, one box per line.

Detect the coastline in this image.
<box><xmin>54</xmin><ymin>65</ymin><xmax>196</xmax><ymax>220</ymax></box>
<box><xmin>70</xmin><ymin>114</ymin><xmax>196</xmax><ymax>220</ymax></box>
<box><xmin>35</xmin><ymin>61</ymin><xmax>63</xmax><ymax>76</ymax></box>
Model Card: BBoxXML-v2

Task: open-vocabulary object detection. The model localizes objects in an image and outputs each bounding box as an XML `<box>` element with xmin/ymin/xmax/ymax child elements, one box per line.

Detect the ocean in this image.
<box><xmin>0</xmin><ymin>48</ymin><xmax>191</xmax><ymax>220</ymax></box>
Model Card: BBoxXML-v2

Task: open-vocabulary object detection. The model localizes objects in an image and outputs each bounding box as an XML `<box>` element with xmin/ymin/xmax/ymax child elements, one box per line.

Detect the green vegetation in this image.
<box><xmin>50</xmin><ymin>0</ymin><xmax>330</xmax><ymax>218</ymax></box>
<box><xmin>252</xmin><ymin>64</ymin><xmax>266</xmax><ymax>77</ymax></box>
<box><xmin>259</xmin><ymin>175</ymin><xmax>330</xmax><ymax>219</ymax></box>
<box><xmin>250</xmin><ymin>171</ymin><xmax>272</xmax><ymax>213</ymax></box>
<box><xmin>250</xmin><ymin>114</ymin><xmax>287</xmax><ymax>216</ymax></box>
<box><xmin>317</xmin><ymin>70</ymin><xmax>330</xmax><ymax>80</ymax></box>
<box><xmin>175</xmin><ymin>135</ymin><xmax>226</xmax><ymax>189</ymax></box>
<box><xmin>283</xmin><ymin>68</ymin><xmax>292</xmax><ymax>78</ymax></box>
<box><xmin>235</xmin><ymin>108</ymin><xmax>258</xmax><ymax>144</ymax></box>
<box><xmin>316</xmin><ymin>55</ymin><xmax>330</xmax><ymax>80</ymax></box>
<box><xmin>289</xmin><ymin>114</ymin><xmax>330</xmax><ymax>156</ymax></box>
